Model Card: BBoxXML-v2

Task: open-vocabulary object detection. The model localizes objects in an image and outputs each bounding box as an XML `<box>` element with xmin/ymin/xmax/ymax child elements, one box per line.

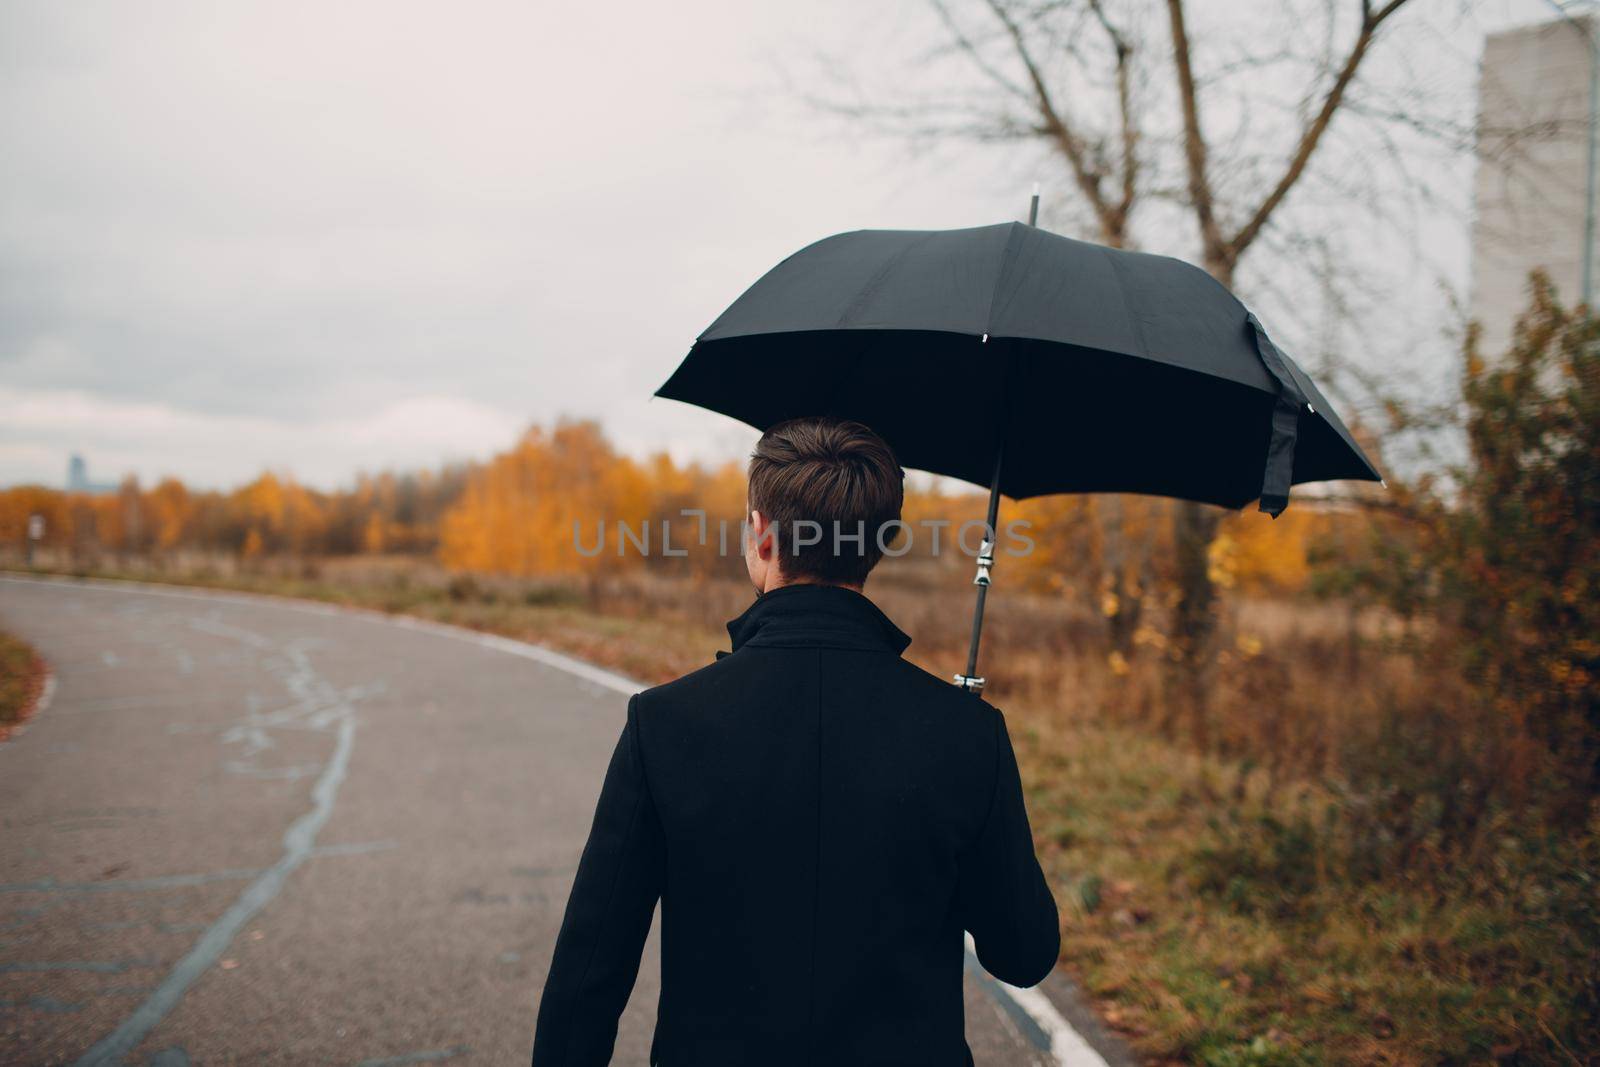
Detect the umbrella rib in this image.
<box><xmin>1098</xmin><ymin>246</ymin><xmax>1154</xmax><ymax>363</ymax></box>
<box><xmin>834</xmin><ymin>233</ymin><xmax>935</xmax><ymax>330</ymax></box>
<box><xmin>983</xmin><ymin>223</ymin><xmax>1030</xmax><ymax>336</ymax></box>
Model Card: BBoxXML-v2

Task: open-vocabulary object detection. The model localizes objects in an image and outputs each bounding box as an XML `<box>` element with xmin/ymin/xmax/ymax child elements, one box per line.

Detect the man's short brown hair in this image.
<box><xmin>748</xmin><ymin>416</ymin><xmax>904</xmax><ymax>586</ymax></box>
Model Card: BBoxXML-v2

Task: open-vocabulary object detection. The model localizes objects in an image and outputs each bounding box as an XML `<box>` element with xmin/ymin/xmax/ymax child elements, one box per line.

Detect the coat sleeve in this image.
<box><xmin>531</xmin><ymin>695</ymin><xmax>665</xmax><ymax>1066</ymax></box>
<box><xmin>956</xmin><ymin>707</ymin><xmax>1060</xmax><ymax>988</ymax></box>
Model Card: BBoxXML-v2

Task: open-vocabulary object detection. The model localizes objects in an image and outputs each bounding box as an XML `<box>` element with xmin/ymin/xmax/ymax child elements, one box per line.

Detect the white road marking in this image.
<box><xmin>1</xmin><ymin>573</ymin><xmax>1107</xmax><ymax>1066</ymax></box>
<box><xmin>36</xmin><ymin>671</ymin><xmax>57</xmax><ymax>717</ymax></box>
<box><xmin>966</xmin><ymin>933</ymin><xmax>1107</xmax><ymax>1066</ymax></box>
<box><xmin>384</xmin><ymin>614</ymin><xmax>638</xmax><ymax>696</ymax></box>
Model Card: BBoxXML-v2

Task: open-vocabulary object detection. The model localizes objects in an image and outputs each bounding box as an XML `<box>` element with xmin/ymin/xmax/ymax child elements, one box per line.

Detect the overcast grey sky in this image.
<box><xmin>0</xmin><ymin>0</ymin><xmax>1565</xmax><ymax>490</ymax></box>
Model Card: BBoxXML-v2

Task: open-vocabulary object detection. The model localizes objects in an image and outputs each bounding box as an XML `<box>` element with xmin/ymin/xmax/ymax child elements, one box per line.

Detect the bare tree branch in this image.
<box><xmin>1164</xmin><ymin>0</ymin><xmax>1228</xmax><ymax>271</ymax></box>
<box><xmin>1225</xmin><ymin>0</ymin><xmax>1416</xmax><ymax>266</ymax></box>
<box><xmin>928</xmin><ymin>0</ymin><xmax>1032</xmax><ymax>103</ymax></box>
<box><xmin>976</xmin><ymin>0</ymin><xmax>1120</xmax><ymax>241</ymax></box>
<box><xmin>1088</xmin><ymin>0</ymin><xmax>1138</xmax><ymax>240</ymax></box>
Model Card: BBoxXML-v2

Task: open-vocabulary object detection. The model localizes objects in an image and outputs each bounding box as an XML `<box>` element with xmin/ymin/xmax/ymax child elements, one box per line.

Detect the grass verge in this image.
<box><xmin>0</xmin><ymin>628</ymin><xmax>47</xmax><ymax>740</ymax></box>
<box><xmin>1015</xmin><ymin>712</ymin><xmax>1599</xmax><ymax>1065</ymax></box>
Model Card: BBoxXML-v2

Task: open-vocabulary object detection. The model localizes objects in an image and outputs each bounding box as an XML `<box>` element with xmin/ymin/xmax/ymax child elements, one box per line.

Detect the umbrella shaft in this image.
<box><xmin>958</xmin><ymin>188</ymin><xmax>1028</xmax><ymax>691</ymax></box>
<box><xmin>964</xmin><ymin>581</ymin><xmax>990</xmax><ymax>678</ymax></box>
<box><xmin>956</xmin><ymin>445</ymin><xmax>1004</xmax><ymax>692</ymax></box>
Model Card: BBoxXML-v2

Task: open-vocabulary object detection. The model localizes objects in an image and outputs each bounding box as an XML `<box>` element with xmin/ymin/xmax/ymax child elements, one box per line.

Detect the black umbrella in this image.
<box><xmin>657</xmin><ymin>206</ymin><xmax>1382</xmax><ymax>690</ymax></box>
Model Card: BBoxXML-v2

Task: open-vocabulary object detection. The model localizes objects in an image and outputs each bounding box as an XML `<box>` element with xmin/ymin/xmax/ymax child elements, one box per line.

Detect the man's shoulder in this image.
<box><xmin>885</xmin><ymin>654</ymin><xmax>999</xmax><ymax>710</ymax></box>
<box><xmin>631</xmin><ymin>649</ymin><xmax>755</xmax><ymax>711</ymax></box>
<box><xmin>634</xmin><ymin>645</ymin><xmax>1001</xmax><ymax>727</ymax></box>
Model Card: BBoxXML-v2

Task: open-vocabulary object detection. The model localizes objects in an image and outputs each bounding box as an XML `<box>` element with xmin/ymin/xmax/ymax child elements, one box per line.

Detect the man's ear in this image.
<box><xmin>749</xmin><ymin>509</ymin><xmax>774</xmax><ymax>559</ymax></box>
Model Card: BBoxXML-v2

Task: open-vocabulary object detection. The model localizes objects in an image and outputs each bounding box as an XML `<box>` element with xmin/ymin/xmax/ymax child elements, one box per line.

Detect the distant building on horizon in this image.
<box><xmin>1471</xmin><ymin>15</ymin><xmax>1597</xmax><ymax>358</ymax></box>
<box><xmin>67</xmin><ymin>453</ymin><xmax>119</xmax><ymax>495</ymax></box>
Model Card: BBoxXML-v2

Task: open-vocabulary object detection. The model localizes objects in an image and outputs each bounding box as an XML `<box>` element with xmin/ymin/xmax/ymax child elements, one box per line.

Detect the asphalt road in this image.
<box><xmin>0</xmin><ymin>576</ymin><xmax>1120</xmax><ymax>1066</ymax></box>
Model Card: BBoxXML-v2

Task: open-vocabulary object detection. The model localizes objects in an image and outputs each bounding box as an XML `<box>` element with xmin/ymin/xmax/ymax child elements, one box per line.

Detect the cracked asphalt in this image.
<box><xmin>0</xmin><ymin>577</ymin><xmax>1061</xmax><ymax>1066</ymax></box>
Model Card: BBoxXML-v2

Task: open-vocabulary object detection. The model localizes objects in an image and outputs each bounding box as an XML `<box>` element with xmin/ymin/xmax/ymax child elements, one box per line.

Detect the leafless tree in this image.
<box><xmin>810</xmin><ymin>0</ymin><xmax>1512</xmax><ymax>703</ymax></box>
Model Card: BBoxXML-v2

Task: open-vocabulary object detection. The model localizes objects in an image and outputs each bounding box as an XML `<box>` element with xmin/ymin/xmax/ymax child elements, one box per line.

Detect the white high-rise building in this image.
<box><xmin>1471</xmin><ymin>15</ymin><xmax>1597</xmax><ymax>358</ymax></box>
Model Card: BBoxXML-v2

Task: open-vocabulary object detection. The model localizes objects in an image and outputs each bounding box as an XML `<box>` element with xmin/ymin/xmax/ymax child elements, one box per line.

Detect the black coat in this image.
<box><xmin>530</xmin><ymin>584</ymin><xmax>1060</xmax><ymax>1067</ymax></box>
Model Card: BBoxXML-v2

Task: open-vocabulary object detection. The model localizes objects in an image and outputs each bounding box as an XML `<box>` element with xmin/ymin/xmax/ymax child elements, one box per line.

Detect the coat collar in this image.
<box><xmin>724</xmin><ymin>583</ymin><xmax>912</xmax><ymax>656</ymax></box>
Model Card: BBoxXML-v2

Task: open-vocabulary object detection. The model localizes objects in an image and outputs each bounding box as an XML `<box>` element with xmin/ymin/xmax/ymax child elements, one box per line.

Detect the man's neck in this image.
<box><xmin>761</xmin><ymin>574</ymin><xmax>865</xmax><ymax>596</ymax></box>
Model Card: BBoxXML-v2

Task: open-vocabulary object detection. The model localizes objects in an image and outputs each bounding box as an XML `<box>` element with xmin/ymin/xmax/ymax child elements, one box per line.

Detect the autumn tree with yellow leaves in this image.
<box><xmin>440</xmin><ymin>421</ymin><xmax>652</xmax><ymax>577</ymax></box>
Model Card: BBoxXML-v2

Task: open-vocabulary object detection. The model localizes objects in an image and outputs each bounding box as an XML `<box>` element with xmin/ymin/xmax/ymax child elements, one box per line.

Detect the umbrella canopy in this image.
<box><xmin>657</xmin><ymin>222</ymin><xmax>1381</xmax><ymax>514</ymax></box>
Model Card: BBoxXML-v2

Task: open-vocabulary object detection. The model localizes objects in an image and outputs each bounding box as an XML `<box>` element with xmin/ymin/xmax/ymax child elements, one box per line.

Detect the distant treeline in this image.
<box><xmin>0</xmin><ymin>419</ymin><xmax>1339</xmax><ymax>602</ymax></box>
<box><xmin>0</xmin><ymin>464</ymin><xmax>470</xmax><ymax>559</ymax></box>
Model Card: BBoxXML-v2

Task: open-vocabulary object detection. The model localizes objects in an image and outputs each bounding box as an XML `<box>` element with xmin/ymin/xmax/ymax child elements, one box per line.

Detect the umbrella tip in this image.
<box><xmin>1031</xmin><ymin>180</ymin><xmax>1040</xmax><ymax>196</ymax></box>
